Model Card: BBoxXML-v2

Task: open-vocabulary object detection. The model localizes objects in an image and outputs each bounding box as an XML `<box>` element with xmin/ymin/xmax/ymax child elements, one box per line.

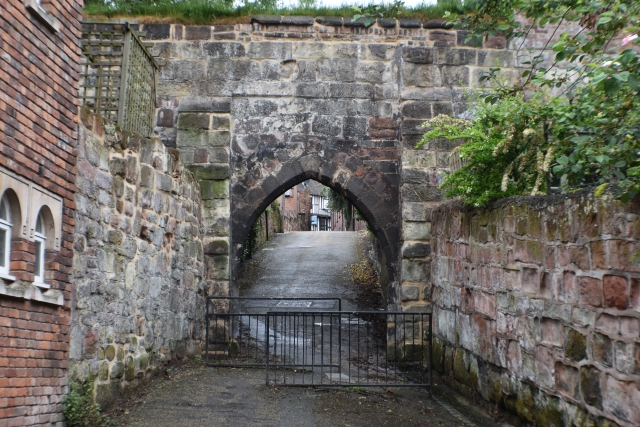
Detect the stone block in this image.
<box><xmin>329</xmin><ymin>83</ymin><xmax>374</xmax><ymax>99</ymax></box>
<box><xmin>144</xmin><ymin>23</ymin><xmax>171</xmax><ymax>40</ymax></box>
<box><xmin>596</xmin><ymin>313</ymin><xmax>620</xmax><ymax>336</ymax></box>
<box><xmin>343</xmin><ymin>17</ymin><xmax>366</xmax><ymax>27</ymax></box>
<box><xmin>402</xmin><ymin>259</ymin><xmax>430</xmax><ymax>282</ymax></box>
<box><xmin>429</xmin><ymin>30</ymin><xmax>456</xmax><ymax>47</ymax></box>
<box><xmin>435</xmin><ymin>48</ymin><xmax>477</xmax><ymax>65</ymax></box>
<box><xmin>564</xmin><ymin>327</ymin><xmax>587</xmax><ymax>361</ymax></box>
<box><xmin>184</xmin><ymin>26</ymin><xmax>211</xmax><ymax>40</ymax></box>
<box><xmin>343</xmin><ymin>116</ymin><xmax>368</xmax><ymax>139</ymax></box>
<box><xmin>540</xmin><ymin>317</ymin><xmax>563</xmax><ymax>347</ymax></box>
<box><xmin>193</xmin><ymin>147</ymin><xmax>208</xmax><ymax>163</ymax></box>
<box><xmin>603</xmin><ymin>275</ymin><xmax>629</xmax><ymax>310</ymax></box>
<box><xmin>204</xmin><ymin>238</ymin><xmax>229</xmax><ymax>255</ymax></box>
<box><xmin>580</xmin><ymin>365</ymin><xmax>602</xmax><ymax>410</ymax></box>
<box><xmin>399</xmin><ymin>19</ymin><xmax>421</xmax><ymax>28</ymax></box>
<box><xmin>312</xmin><ymin>115</ymin><xmax>342</xmax><ymax>137</ymax></box>
<box><xmin>296</xmin><ymin>83</ymin><xmax>329</xmax><ymax>98</ymax></box>
<box><xmin>402</xmin><ymin>184</ymin><xmax>442</xmax><ymax>203</ymax></box>
<box><xmin>178</xmin><ymin>97</ymin><xmax>231</xmax><ymax>112</ymax></box>
<box><xmin>614</xmin><ymin>341</ymin><xmax>635</xmax><ymax>374</ymax></box>
<box><xmin>477</xmin><ymin>50</ymin><xmax>515</xmax><ymax>68</ymax></box>
<box><xmin>251</xmin><ymin>15</ymin><xmax>281</xmax><ymax>24</ymax></box>
<box><xmin>208</xmin><ymin>148</ymin><xmax>229</xmax><ymax>163</ymax></box>
<box><xmin>401</xmin><ymin>285</ymin><xmax>419</xmax><ymax>301</ymax></box>
<box><xmin>201</xmin><ymin>179</ymin><xmax>229</xmax><ymax>200</ymax></box>
<box><xmin>368</xmin><ymin>44</ymin><xmax>395</xmax><ymax>60</ymax></box>
<box><xmin>315</xmin><ymin>16</ymin><xmax>343</xmax><ymax>26</ymax></box>
<box><xmin>140</xmin><ymin>165</ymin><xmax>155</xmax><ymax>188</ymax></box>
<box><xmin>402</xmin><ymin>151</ymin><xmax>436</xmax><ymax>168</ymax></box>
<box><xmin>156</xmin><ymin>173</ymin><xmax>173</xmax><ymax>192</ymax></box>
<box><xmin>442</xmin><ymin>66</ymin><xmax>469</xmax><ymax>86</ymax></box>
<box><xmin>579</xmin><ymin>276</ymin><xmax>603</xmax><ymax>307</ymax></box>
<box><xmin>293</xmin><ymin>43</ymin><xmax>331</xmax><ymax>60</ymax></box>
<box><xmin>210</xmin><ymin>115</ymin><xmax>230</xmax><ymax>130</ymax></box>
<box><xmin>208</xmin><ymin>255</ymin><xmax>229</xmax><ymax>279</ymax></box>
<box><xmin>190</xmin><ymin>164</ymin><xmax>230</xmax><ymax>180</ymax></box>
<box><xmin>203</xmin><ymin>42</ymin><xmax>245</xmax><ymax>59</ymax></box>
<box><xmin>177</xmin><ymin>130</ymin><xmax>230</xmax><ymax>148</ymax></box>
<box><xmin>282</xmin><ymin>16</ymin><xmax>314</xmax><ymax>25</ymax></box>
<box><xmin>402</xmin><ymin>101</ymin><xmax>432</xmax><ymax>119</ymax></box>
<box><xmin>555</xmin><ymin>362</ymin><xmax>579</xmax><ymax>399</ymax></box>
<box><xmin>402</xmin><ymin>47</ymin><xmax>433</xmax><ymax>64</ymax></box>
<box><xmin>474</xmin><ymin>291</ymin><xmax>496</xmax><ymax>319</ymax></box>
<box><xmin>403</xmin><ymin>203</ymin><xmax>428</xmax><ymax>222</ymax></box>
<box><xmin>247</xmin><ymin>42</ymin><xmax>292</xmax><ymax>60</ymax></box>
<box><xmin>402</xmin><ymin>242</ymin><xmax>431</xmax><ymax>258</ymax></box>
<box><xmin>484</xmin><ymin>36</ymin><xmax>506</xmax><ymax>49</ymax></box>
<box><xmin>403</xmin><ymin>222</ymin><xmax>431</xmax><ymax>240</ymax></box>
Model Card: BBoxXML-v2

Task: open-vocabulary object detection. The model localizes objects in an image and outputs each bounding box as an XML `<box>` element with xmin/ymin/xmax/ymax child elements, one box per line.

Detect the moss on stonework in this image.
<box><xmin>453</xmin><ymin>349</ymin><xmax>471</xmax><ymax>387</ymax></box>
<box><xmin>514</xmin><ymin>383</ymin><xmax>535</xmax><ymax>422</ymax></box>
<box><xmin>125</xmin><ymin>356</ymin><xmax>135</xmax><ymax>381</ymax></box>
<box><xmin>432</xmin><ymin>338</ymin><xmax>444</xmax><ymax>373</ymax></box>
<box><xmin>117</xmin><ymin>347</ymin><xmax>124</xmax><ymax>362</ymax></box>
<box><xmin>99</xmin><ymin>362</ymin><xmax>109</xmax><ymax>381</ymax></box>
<box><xmin>534</xmin><ymin>395</ymin><xmax>563</xmax><ymax>427</ymax></box>
<box><xmin>565</xmin><ymin>328</ymin><xmax>587</xmax><ymax>361</ymax></box>
<box><xmin>105</xmin><ymin>345</ymin><xmax>116</xmax><ymax>362</ymax></box>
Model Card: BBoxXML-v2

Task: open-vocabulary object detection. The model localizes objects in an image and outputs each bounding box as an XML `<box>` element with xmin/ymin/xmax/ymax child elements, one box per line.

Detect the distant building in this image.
<box><xmin>279</xmin><ymin>181</ymin><xmax>366</xmax><ymax>232</ymax></box>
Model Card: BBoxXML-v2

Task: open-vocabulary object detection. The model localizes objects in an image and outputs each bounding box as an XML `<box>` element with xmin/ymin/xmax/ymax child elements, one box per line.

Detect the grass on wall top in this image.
<box><xmin>83</xmin><ymin>0</ymin><xmax>476</xmax><ymax>25</ymax></box>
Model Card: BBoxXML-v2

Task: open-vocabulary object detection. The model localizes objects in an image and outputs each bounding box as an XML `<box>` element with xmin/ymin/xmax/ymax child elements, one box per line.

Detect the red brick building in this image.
<box><xmin>1</xmin><ymin>0</ymin><xmax>82</xmax><ymax>425</ymax></box>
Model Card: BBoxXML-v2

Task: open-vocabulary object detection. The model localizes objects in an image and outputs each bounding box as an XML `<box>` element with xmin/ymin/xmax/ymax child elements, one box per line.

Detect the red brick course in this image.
<box><xmin>1</xmin><ymin>0</ymin><xmax>81</xmax><ymax>425</ymax></box>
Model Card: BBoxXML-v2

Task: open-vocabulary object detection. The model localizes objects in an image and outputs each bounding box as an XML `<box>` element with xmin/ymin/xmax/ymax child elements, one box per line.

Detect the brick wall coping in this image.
<box><xmin>431</xmin><ymin>187</ymin><xmax>619</xmax><ymax>215</ymax></box>
<box><xmin>83</xmin><ymin>15</ymin><xmax>454</xmax><ymax>30</ymax></box>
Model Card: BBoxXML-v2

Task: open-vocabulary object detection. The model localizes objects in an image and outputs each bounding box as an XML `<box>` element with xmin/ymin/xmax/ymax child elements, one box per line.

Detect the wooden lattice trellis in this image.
<box><xmin>80</xmin><ymin>23</ymin><xmax>158</xmax><ymax>137</ymax></box>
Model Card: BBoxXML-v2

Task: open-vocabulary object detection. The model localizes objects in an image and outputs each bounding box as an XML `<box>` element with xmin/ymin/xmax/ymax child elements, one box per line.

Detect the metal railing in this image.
<box><xmin>205</xmin><ymin>297</ymin><xmax>432</xmax><ymax>391</ymax></box>
<box><xmin>266</xmin><ymin>311</ymin><xmax>431</xmax><ymax>392</ymax></box>
<box><xmin>205</xmin><ymin>296</ymin><xmax>342</xmax><ymax>368</ymax></box>
<box><xmin>80</xmin><ymin>23</ymin><xmax>158</xmax><ymax>137</ymax></box>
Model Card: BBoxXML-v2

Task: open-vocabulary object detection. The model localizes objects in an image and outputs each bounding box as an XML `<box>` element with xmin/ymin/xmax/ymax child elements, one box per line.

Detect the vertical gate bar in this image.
<box><xmin>366</xmin><ymin>315</ymin><xmax>369</xmax><ymax>385</ymax></box>
<box><xmin>348</xmin><ymin>313</ymin><xmax>351</xmax><ymax>382</ymax></box>
<box><xmin>357</xmin><ymin>313</ymin><xmax>360</xmax><ymax>384</ymax></box>
<box><xmin>429</xmin><ymin>313</ymin><xmax>433</xmax><ymax>398</ymax></box>
<box><xmin>329</xmin><ymin>313</ymin><xmax>333</xmax><ymax>381</ymax></box>
<box><xmin>385</xmin><ymin>313</ymin><xmax>388</xmax><ymax>382</ymax></box>
<box><xmin>205</xmin><ymin>299</ymin><xmax>209</xmax><ymax>366</ymax></box>
<box><xmin>320</xmin><ymin>314</ymin><xmax>324</xmax><ymax>385</ymax></box>
<box><xmin>265</xmin><ymin>314</ymin><xmax>270</xmax><ymax>385</ymax></box>
<box><xmin>338</xmin><ymin>312</ymin><xmax>342</xmax><ymax>378</ymax></box>
<box><xmin>394</xmin><ymin>314</ymin><xmax>398</xmax><ymax>384</ymax></box>
<box><xmin>302</xmin><ymin>313</ymin><xmax>305</xmax><ymax>385</ymax></box>
<box><xmin>312</xmin><ymin>314</ymin><xmax>316</xmax><ymax>385</ymax></box>
<box><xmin>117</xmin><ymin>28</ymin><xmax>132</xmax><ymax>129</ymax></box>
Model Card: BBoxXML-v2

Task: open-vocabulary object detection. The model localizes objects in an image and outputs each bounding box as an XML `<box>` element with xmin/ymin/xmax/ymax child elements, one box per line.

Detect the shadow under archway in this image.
<box><xmin>230</xmin><ymin>154</ymin><xmax>400</xmax><ymax>304</ymax></box>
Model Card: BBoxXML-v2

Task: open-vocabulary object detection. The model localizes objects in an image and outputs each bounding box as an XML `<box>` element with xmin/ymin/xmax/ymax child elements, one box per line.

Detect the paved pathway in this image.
<box><xmin>240</xmin><ymin>231</ymin><xmax>361</xmax><ymax>310</ymax></box>
<box><xmin>115</xmin><ymin>231</ymin><xmax>506</xmax><ymax>427</ymax></box>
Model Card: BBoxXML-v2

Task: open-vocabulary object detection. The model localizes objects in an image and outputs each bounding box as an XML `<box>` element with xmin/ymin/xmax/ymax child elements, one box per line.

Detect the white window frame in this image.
<box><xmin>0</xmin><ymin>195</ymin><xmax>13</xmax><ymax>280</ymax></box>
<box><xmin>33</xmin><ymin>211</ymin><xmax>49</xmax><ymax>289</ymax></box>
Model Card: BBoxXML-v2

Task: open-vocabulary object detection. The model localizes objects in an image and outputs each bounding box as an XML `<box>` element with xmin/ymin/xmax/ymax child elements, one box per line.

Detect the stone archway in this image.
<box><xmin>230</xmin><ymin>142</ymin><xmax>400</xmax><ymax>300</ymax></box>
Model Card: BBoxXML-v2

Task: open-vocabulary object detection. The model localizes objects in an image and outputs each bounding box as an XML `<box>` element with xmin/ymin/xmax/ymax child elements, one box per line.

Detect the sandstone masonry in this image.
<box><xmin>69</xmin><ymin>112</ymin><xmax>205</xmax><ymax>406</ymax></box>
<box><xmin>431</xmin><ymin>194</ymin><xmax>640</xmax><ymax>427</ymax></box>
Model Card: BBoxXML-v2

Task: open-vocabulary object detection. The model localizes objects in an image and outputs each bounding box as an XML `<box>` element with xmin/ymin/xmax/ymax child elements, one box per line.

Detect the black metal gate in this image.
<box><xmin>205</xmin><ymin>297</ymin><xmax>431</xmax><ymax>393</ymax></box>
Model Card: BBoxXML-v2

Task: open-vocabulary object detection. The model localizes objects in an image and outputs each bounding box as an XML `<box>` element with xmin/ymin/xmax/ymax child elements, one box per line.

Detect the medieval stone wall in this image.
<box><xmin>137</xmin><ymin>17</ymin><xmax>528</xmax><ymax>306</ymax></box>
<box><xmin>69</xmin><ymin>112</ymin><xmax>205</xmax><ymax>406</ymax></box>
<box><xmin>431</xmin><ymin>193</ymin><xmax>640</xmax><ymax>427</ymax></box>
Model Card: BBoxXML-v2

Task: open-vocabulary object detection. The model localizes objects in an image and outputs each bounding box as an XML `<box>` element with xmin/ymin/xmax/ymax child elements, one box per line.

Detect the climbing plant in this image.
<box><xmin>421</xmin><ymin>0</ymin><xmax>640</xmax><ymax>207</ymax></box>
<box><xmin>63</xmin><ymin>378</ymin><xmax>111</xmax><ymax>427</ymax></box>
<box><xmin>323</xmin><ymin>188</ymin><xmax>353</xmax><ymax>230</ymax></box>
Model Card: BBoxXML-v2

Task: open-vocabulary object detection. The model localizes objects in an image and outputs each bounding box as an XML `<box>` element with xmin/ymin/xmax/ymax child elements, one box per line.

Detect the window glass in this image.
<box><xmin>0</xmin><ymin>228</ymin><xmax>6</xmax><ymax>268</ymax></box>
<box><xmin>0</xmin><ymin>196</ymin><xmax>7</xmax><ymax>222</ymax></box>
<box><xmin>36</xmin><ymin>212</ymin><xmax>44</xmax><ymax>234</ymax></box>
<box><xmin>34</xmin><ymin>240</ymin><xmax>42</xmax><ymax>279</ymax></box>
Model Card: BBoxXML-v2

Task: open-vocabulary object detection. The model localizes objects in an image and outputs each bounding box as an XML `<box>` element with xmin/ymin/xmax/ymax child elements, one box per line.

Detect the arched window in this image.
<box><xmin>0</xmin><ymin>194</ymin><xmax>11</xmax><ymax>276</ymax></box>
<box><xmin>33</xmin><ymin>210</ymin><xmax>48</xmax><ymax>287</ymax></box>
